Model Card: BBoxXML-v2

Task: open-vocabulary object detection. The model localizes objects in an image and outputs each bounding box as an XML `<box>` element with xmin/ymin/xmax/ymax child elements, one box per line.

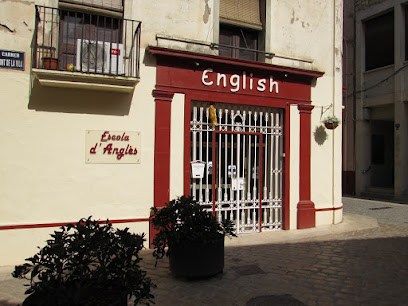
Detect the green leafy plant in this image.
<box><xmin>150</xmin><ymin>195</ymin><xmax>236</xmax><ymax>262</ymax></box>
<box><xmin>12</xmin><ymin>217</ymin><xmax>155</xmax><ymax>306</ymax></box>
<box><xmin>323</xmin><ymin>115</ymin><xmax>341</xmax><ymax>124</ymax></box>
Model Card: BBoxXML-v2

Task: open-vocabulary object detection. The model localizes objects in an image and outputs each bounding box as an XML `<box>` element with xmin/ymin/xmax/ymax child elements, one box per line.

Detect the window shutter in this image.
<box><xmin>60</xmin><ymin>0</ymin><xmax>123</xmax><ymax>12</ymax></box>
<box><xmin>220</xmin><ymin>0</ymin><xmax>262</xmax><ymax>31</ymax></box>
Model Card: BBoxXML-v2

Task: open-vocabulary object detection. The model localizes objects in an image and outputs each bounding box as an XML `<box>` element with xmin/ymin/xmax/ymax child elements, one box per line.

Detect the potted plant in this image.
<box><xmin>150</xmin><ymin>195</ymin><xmax>236</xmax><ymax>279</ymax></box>
<box><xmin>42</xmin><ymin>48</ymin><xmax>58</xmax><ymax>70</ymax></box>
<box><xmin>323</xmin><ymin>115</ymin><xmax>341</xmax><ymax>130</ymax></box>
<box><xmin>42</xmin><ymin>56</ymin><xmax>58</xmax><ymax>70</ymax></box>
<box><xmin>12</xmin><ymin>217</ymin><xmax>155</xmax><ymax>306</ymax></box>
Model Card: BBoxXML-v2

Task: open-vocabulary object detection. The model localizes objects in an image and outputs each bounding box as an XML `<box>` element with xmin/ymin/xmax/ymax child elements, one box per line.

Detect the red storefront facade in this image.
<box><xmin>148</xmin><ymin>46</ymin><xmax>324</xmax><ymax>242</ymax></box>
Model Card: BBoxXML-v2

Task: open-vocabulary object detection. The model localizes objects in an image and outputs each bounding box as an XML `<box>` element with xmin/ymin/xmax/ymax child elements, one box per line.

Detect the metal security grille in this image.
<box><xmin>190</xmin><ymin>102</ymin><xmax>284</xmax><ymax>233</ymax></box>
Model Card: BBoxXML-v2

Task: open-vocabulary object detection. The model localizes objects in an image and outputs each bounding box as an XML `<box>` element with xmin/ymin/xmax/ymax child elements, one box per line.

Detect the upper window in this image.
<box><xmin>59</xmin><ymin>11</ymin><xmax>121</xmax><ymax>73</ymax></box>
<box><xmin>219</xmin><ymin>0</ymin><xmax>264</xmax><ymax>61</ymax></box>
<box><xmin>34</xmin><ymin>2</ymin><xmax>141</xmax><ymax>78</ymax></box>
<box><xmin>59</xmin><ymin>0</ymin><xmax>123</xmax><ymax>13</ymax></box>
<box><xmin>219</xmin><ymin>24</ymin><xmax>258</xmax><ymax>61</ymax></box>
<box><xmin>364</xmin><ymin>11</ymin><xmax>394</xmax><ymax>71</ymax></box>
<box><xmin>59</xmin><ymin>0</ymin><xmax>123</xmax><ymax>74</ymax></box>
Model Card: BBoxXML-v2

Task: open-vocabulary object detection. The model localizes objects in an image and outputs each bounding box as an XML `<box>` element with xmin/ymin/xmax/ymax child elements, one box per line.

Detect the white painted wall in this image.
<box><xmin>170</xmin><ymin>93</ymin><xmax>185</xmax><ymax>200</ymax></box>
<box><xmin>0</xmin><ymin>0</ymin><xmax>157</xmax><ymax>265</ymax></box>
<box><xmin>0</xmin><ymin>0</ymin><xmax>343</xmax><ymax>265</ymax></box>
<box><xmin>269</xmin><ymin>0</ymin><xmax>343</xmax><ymax>225</ymax></box>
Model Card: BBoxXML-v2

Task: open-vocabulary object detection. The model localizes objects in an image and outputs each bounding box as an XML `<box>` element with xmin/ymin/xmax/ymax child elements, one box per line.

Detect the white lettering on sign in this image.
<box><xmin>201</xmin><ymin>69</ymin><xmax>279</xmax><ymax>94</ymax></box>
<box><xmin>0</xmin><ymin>59</ymin><xmax>23</xmax><ymax>68</ymax></box>
<box><xmin>0</xmin><ymin>49</ymin><xmax>25</xmax><ymax>70</ymax></box>
<box><xmin>1</xmin><ymin>51</ymin><xmax>20</xmax><ymax>58</ymax></box>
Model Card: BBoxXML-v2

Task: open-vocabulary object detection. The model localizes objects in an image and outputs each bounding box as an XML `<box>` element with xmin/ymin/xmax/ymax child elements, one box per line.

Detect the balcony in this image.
<box><xmin>154</xmin><ymin>35</ymin><xmax>314</xmax><ymax>70</ymax></box>
<box><xmin>32</xmin><ymin>5</ymin><xmax>141</xmax><ymax>93</ymax></box>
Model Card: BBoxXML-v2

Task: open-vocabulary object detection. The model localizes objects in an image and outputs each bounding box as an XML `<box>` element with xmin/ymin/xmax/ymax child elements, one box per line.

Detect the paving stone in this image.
<box><xmin>246</xmin><ymin>294</ymin><xmax>307</xmax><ymax>306</ymax></box>
<box><xmin>1</xmin><ymin>206</ymin><xmax>408</xmax><ymax>305</ymax></box>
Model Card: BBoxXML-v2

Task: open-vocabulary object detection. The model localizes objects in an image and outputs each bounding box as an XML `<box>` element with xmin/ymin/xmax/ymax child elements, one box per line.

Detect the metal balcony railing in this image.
<box><xmin>34</xmin><ymin>5</ymin><xmax>141</xmax><ymax>78</ymax></box>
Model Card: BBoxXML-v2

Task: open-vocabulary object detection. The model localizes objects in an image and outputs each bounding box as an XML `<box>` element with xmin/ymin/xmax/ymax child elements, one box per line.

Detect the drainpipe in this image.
<box><xmin>332</xmin><ymin>0</ymin><xmax>337</xmax><ymax>224</ymax></box>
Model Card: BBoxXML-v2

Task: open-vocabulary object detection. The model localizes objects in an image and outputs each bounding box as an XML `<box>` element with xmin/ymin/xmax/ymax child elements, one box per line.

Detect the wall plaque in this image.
<box><xmin>86</xmin><ymin>130</ymin><xmax>141</xmax><ymax>164</ymax></box>
<box><xmin>0</xmin><ymin>49</ymin><xmax>25</xmax><ymax>71</ymax></box>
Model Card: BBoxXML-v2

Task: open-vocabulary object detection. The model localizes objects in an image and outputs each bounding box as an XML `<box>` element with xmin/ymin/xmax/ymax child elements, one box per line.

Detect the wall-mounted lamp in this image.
<box><xmin>395</xmin><ymin>123</ymin><xmax>400</xmax><ymax>130</ymax></box>
<box><xmin>193</xmin><ymin>61</ymin><xmax>200</xmax><ymax>71</ymax></box>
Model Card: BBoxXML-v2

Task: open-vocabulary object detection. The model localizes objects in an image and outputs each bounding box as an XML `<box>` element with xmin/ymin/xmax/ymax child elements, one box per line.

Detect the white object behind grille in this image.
<box><xmin>76</xmin><ymin>39</ymin><xmax>124</xmax><ymax>75</ymax></box>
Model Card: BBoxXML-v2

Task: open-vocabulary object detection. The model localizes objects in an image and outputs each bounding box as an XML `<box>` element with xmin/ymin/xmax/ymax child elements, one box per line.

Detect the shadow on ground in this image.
<box><xmin>142</xmin><ymin>235</ymin><xmax>408</xmax><ymax>305</ymax></box>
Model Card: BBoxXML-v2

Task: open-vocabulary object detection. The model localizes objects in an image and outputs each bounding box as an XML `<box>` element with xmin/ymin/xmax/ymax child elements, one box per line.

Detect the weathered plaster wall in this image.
<box><xmin>355</xmin><ymin>0</ymin><xmax>408</xmax><ymax>199</ymax></box>
<box><xmin>0</xmin><ymin>0</ymin><xmax>343</xmax><ymax>265</ymax></box>
<box><xmin>269</xmin><ymin>0</ymin><xmax>335</xmax><ymax>72</ymax></box>
<box><xmin>0</xmin><ymin>0</ymin><xmax>154</xmax><ymax>265</ymax></box>
<box><xmin>134</xmin><ymin>0</ymin><xmax>215</xmax><ymax>49</ymax></box>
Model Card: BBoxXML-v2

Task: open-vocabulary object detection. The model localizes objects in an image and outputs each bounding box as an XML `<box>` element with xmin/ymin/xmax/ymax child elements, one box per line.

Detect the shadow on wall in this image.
<box><xmin>314</xmin><ymin>125</ymin><xmax>328</xmax><ymax>145</ymax></box>
<box><xmin>143</xmin><ymin>50</ymin><xmax>156</xmax><ymax>68</ymax></box>
<box><xmin>203</xmin><ymin>0</ymin><xmax>211</xmax><ymax>24</ymax></box>
<box><xmin>28</xmin><ymin>79</ymin><xmax>133</xmax><ymax>116</ymax></box>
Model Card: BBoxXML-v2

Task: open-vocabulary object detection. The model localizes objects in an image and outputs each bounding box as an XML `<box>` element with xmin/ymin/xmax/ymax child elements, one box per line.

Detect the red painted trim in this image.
<box><xmin>297</xmin><ymin>200</ymin><xmax>316</xmax><ymax>229</ymax></box>
<box><xmin>156</xmin><ymin>84</ymin><xmax>312</xmax><ymax>105</ymax></box>
<box><xmin>153</xmin><ymin>89</ymin><xmax>174</xmax><ymax>209</ymax></box>
<box><xmin>0</xmin><ymin>218</ymin><xmax>150</xmax><ymax>231</ymax></box>
<box><xmin>151</xmin><ymin>89</ymin><xmax>174</xmax><ymax>246</ymax></box>
<box><xmin>156</xmin><ymin>85</ymin><xmax>295</xmax><ymax>108</ymax></box>
<box><xmin>315</xmin><ymin>206</ymin><xmax>343</xmax><ymax>212</ymax></box>
<box><xmin>297</xmin><ymin>104</ymin><xmax>315</xmax><ymax>229</ymax></box>
<box><xmin>297</xmin><ymin>104</ymin><xmax>315</xmax><ymax>112</ymax></box>
<box><xmin>151</xmin><ymin>50</ymin><xmax>323</xmax><ymax>234</ymax></box>
<box><xmin>147</xmin><ymin>46</ymin><xmax>324</xmax><ymax>78</ymax></box>
<box><xmin>152</xmin><ymin>89</ymin><xmax>174</xmax><ymax>101</ymax></box>
<box><xmin>298</xmin><ymin>104</ymin><xmax>314</xmax><ymax>201</ymax></box>
<box><xmin>182</xmin><ymin>94</ymin><xmax>291</xmax><ymax>231</ymax></box>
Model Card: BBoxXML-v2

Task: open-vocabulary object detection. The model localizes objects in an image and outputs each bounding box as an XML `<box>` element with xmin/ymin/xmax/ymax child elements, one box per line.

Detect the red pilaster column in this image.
<box><xmin>297</xmin><ymin>104</ymin><xmax>315</xmax><ymax>229</ymax></box>
<box><xmin>153</xmin><ymin>89</ymin><xmax>174</xmax><ymax>207</ymax></box>
<box><xmin>150</xmin><ymin>89</ymin><xmax>174</xmax><ymax>245</ymax></box>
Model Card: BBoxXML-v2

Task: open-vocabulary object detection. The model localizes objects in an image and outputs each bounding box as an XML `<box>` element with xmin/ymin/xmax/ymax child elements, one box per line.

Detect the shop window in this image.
<box><xmin>219</xmin><ymin>0</ymin><xmax>264</xmax><ymax>61</ymax></box>
<box><xmin>364</xmin><ymin>11</ymin><xmax>394</xmax><ymax>71</ymax></box>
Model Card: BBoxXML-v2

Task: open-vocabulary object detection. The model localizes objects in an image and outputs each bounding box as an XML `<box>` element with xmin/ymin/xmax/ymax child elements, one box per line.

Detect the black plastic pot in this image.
<box><xmin>169</xmin><ymin>236</ymin><xmax>224</xmax><ymax>278</ymax></box>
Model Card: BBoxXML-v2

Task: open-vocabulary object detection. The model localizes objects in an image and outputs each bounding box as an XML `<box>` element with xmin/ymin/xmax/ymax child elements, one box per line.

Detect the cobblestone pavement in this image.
<box><xmin>1</xmin><ymin>210</ymin><xmax>408</xmax><ymax>305</ymax></box>
<box><xmin>140</xmin><ymin>224</ymin><xmax>408</xmax><ymax>306</ymax></box>
<box><xmin>343</xmin><ymin>196</ymin><xmax>408</xmax><ymax>225</ymax></box>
